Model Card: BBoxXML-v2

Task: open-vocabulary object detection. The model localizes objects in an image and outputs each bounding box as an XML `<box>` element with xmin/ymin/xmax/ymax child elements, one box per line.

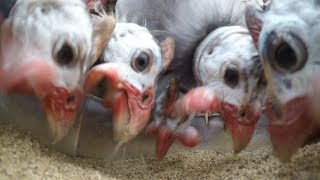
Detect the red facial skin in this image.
<box><xmin>85</xmin><ymin>63</ymin><xmax>155</xmax><ymax>143</ymax></box>
<box><xmin>148</xmin><ymin>87</ymin><xmax>261</xmax><ymax>159</ymax></box>
<box><xmin>145</xmin><ymin>80</ymin><xmax>200</xmax><ymax>159</ymax></box>
<box><xmin>146</xmin><ymin>123</ymin><xmax>200</xmax><ymax>159</ymax></box>
<box><xmin>0</xmin><ymin>20</ymin><xmax>83</xmax><ymax>142</ymax></box>
<box><xmin>42</xmin><ymin>87</ymin><xmax>82</xmax><ymax>139</ymax></box>
<box><xmin>0</xmin><ymin>58</ymin><xmax>83</xmax><ymax>142</ymax></box>
<box><xmin>222</xmin><ymin>102</ymin><xmax>261</xmax><ymax>153</ymax></box>
<box><xmin>266</xmin><ymin>96</ymin><xmax>317</xmax><ymax>162</ymax></box>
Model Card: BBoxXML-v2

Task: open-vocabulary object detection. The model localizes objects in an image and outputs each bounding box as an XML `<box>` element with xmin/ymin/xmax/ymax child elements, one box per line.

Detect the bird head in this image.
<box><xmin>193</xmin><ymin>26</ymin><xmax>266</xmax><ymax>153</ymax></box>
<box><xmin>0</xmin><ymin>0</ymin><xmax>115</xmax><ymax>143</ymax></box>
<box><xmin>246</xmin><ymin>0</ymin><xmax>320</xmax><ymax>161</ymax></box>
<box><xmin>147</xmin><ymin>26</ymin><xmax>266</xmax><ymax>159</ymax></box>
<box><xmin>85</xmin><ymin>23</ymin><xmax>175</xmax><ymax>145</ymax></box>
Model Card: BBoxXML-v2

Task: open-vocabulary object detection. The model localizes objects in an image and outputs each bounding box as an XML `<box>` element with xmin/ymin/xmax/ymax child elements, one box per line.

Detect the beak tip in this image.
<box><xmin>271</xmin><ymin>142</ymin><xmax>299</xmax><ymax>162</ymax></box>
<box><xmin>233</xmin><ymin>141</ymin><xmax>249</xmax><ymax>154</ymax></box>
<box><xmin>156</xmin><ymin>151</ymin><xmax>166</xmax><ymax>160</ymax></box>
<box><xmin>226</xmin><ymin>123</ymin><xmax>255</xmax><ymax>154</ymax></box>
<box><xmin>48</xmin><ymin>116</ymin><xmax>72</xmax><ymax>144</ymax></box>
<box><xmin>273</xmin><ymin>149</ymin><xmax>294</xmax><ymax>163</ymax></box>
<box><xmin>156</xmin><ymin>145</ymin><xmax>170</xmax><ymax>160</ymax></box>
<box><xmin>51</xmin><ymin>136</ymin><xmax>63</xmax><ymax>145</ymax></box>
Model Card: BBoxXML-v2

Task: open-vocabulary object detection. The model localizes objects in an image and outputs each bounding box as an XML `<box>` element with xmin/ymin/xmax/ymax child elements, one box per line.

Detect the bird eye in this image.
<box><xmin>224</xmin><ymin>67</ymin><xmax>240</xmax><ymax>88</ymax></box>
<box><xmin>131</xmin><ymin>51</ymin><xmax>151</xmax><ymax>72</ymax></box>
<box><xmin>264</xmin><ymin>31</ymin><xmax>307</xmax><ymax>73</ymax></box>
<box><xmin>56</xmin><ymin>43</ymin><xmax>74</xmax><ymax>65</ymax></box>
<box><xmin>53</xmin><ymin>41</ymin><xmax>77</xmax><ymax>66</ymax></box>
<box><xmin>274</xmin><ymin>43</ymin><xmax>296</xmax><ymax>70</ymax></box>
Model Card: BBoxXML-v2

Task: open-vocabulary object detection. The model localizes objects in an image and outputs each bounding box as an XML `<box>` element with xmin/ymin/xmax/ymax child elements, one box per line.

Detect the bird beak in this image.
<box><xmin>172</xmin><ymin>87</ymin><xmax>262</xmax><ymax>153</ymax></box>
<box><xmin>0</xmin><ymin>20</ymin><xmax>83</xmax><ymax>143</ymax></box>
<box><xmin>85</xmin><ymin>63</ymin><xmax>155</xmax><ymax>144</ymax></box>
<box><xmin>148</xmin><ymin>87</ymin><xmax>218</xmax><ymax>159</ymax></box>
<box><xmin>43</xmin><ymin>87</ymin><xmax>82</xmax><ymax>144</ymax></box>
<box><xmin>0</xmin><ymin>57</ymin><xmax>83</xmax><ymax>143</ymax></box>
<box><xmin>222</xmin><ymin>103</ymin><xmax>261</xmax><ymax>153</ymax></box>
<box><xmin>266</xmin><ymin>95</ymin><xmax>314</xmax><ymax>162</ymax></box>
<box><xmin>147</xmin><ymin>122</ymin><xmax>200</xmax><ymax>159</ymax></box>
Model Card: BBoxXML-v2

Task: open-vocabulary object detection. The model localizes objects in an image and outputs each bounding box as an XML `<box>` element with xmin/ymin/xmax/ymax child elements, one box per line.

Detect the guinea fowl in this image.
<box><xmin>148</xmin><ymin>26</ymin><xmax>266</xmax><ymax>159</ymax></box>
<box><xmin>0</xmin><ymin>0</ymin><xmax>115</xmax><ymax>143</ymax></box>
<box><xmin>85</xmin><ymin>6</ymin><xmax>175</xmax><ymax>147</ymax></box>
<box><xmin>116</xmin><ymin>0</ymin><xmax>250</xmax><ymax>94</ymax></box>
<box><xmin>116</xmin><ymin>0</ymin><xmax>267</xmax><ymax>159</ymax></box>
<box><xmin>246</xmin><ymin>0</ymin><xmax>320</xmax><ymax>161</ymax></box>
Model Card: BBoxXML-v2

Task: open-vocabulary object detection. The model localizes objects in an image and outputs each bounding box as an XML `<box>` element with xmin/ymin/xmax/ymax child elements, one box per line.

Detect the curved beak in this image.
<box><xmin>148</xmin><ymin>87</ymin><xmax>218</xmax><ymax>159</ymax></box>
<box><xmin>266</xmin><ymin>96</ymin><xmax>314</xmax><ymax>162</ymax></box>
<box><xmin>0</xmin><ymin>57</ymin><xmax>83</xmax><ymax>143</ymax></box>
<box><xmin>173</xmin><ymin>87</ymin><xmax>261</xmax><ymax>153</ymax></box>
<box><xmin>0</xmin><ymin>20</ymin><xmax>83</xmax><ymax>143</ymax></box>
<box><xmin>85</xmin><ymin>63</ymin><xmax>155</xmax><ymax>144</ymax></box>
<box><xmin>222</xmin><ymin>103</ymin><xmax>261</xmax><ymax>153</ymax></box>
<box><xmin>43</xmin><ymin>87</ymin><xmax>82</xmax><ymax>143</ymax></box>
<box><xmin>146</xmin><ymin>116</ymin><xmax>200</xmax><ymax>159</ymax></box>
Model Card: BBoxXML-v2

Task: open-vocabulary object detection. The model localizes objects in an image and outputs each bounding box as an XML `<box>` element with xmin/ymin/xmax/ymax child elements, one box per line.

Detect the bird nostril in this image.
<box><xmin>141</xmin><ymin>93</ymin><xmax>149</xmax><ymax>104</ymax></box>
<box><xmin>240</xmin><ymin>111</ymin><xmax>246</xmax><ymax>118</ymax></box>
<box><xmin>66</xmin><ymin>95</ymin><xmax>76</xmax><ymax>105</ymax></box>
<box><xmin>238</xmin><ymin>110</ymin><xmax>250</xmax><ymax>125</ymax></box>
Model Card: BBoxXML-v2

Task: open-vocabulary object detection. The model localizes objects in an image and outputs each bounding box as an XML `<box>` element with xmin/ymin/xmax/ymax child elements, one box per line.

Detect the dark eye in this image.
<box><xmin>224</xmin><ymin>67</ymin><xmax>240</xmax><ymax>88</ymax></box>
<box><xmin>55</xmin><ymin>43</ymin><xmax>75</xmax><ymax>66</ymax></box>
<box><xmin>132</xmin><ymin>52</ymin><xmax>150</xmax><ymax>72</ymax></box>
<box><xmin>264</xmin><ymin>31</ymin><xmax>307</xmax><ymax>73</ymax></box>
<box><xmin>274</xmin><ymin>43</ymin><xmax>297</xmax><ymax>70</ymax></box>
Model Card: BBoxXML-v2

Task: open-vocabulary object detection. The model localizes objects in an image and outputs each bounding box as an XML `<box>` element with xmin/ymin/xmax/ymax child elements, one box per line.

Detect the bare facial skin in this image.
<box><xmin>116</xmin><ymin>0</ymin><xmax>265</xmax><ymax>159</ymax></box>
<box><xmin>192</xmin><ymin>26</ymin><xmax>265</xmax><ymax>153</ymax></box>
<box><xmin>0</xmin><ymin>0</ymin><xmax>115</xmax><ymax>143</ymax></box>
<box><xmin>147</xmin><ymin>26</ymin><xmax>265</xmax><ymax>159</ymax></box>
<box><xmin>246</xmin><ymin>0</ymin><xmax>320</xmax><ymax>161</ymax></box>
<box><xmin>84</xmin><ymin>22</ymin><xmax>175</xmax><ymax>147</ymax></box>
